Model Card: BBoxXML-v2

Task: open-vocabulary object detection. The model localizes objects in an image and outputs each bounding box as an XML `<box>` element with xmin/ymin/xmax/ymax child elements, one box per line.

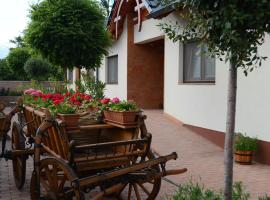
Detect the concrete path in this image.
<box><xmin>0</xmin><ymin>110</ymin><xmax>270</xmax><ymax>199</ymax></box>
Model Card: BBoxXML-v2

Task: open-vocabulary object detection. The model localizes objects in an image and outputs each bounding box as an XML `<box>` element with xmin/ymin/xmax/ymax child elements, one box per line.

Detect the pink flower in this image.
<box><xmin>112</xmin><ymin>97</ymin><xmax>120</xmax><ymax>103</ymax></box>
<box><xmin>100</xmin><ymin>98</ymin><xmax>110</xmax><ymax>104</ymax></box>
<box><xmin>31</xmin><ymin>91</ymin><xmax>43</xmax><ymax>97</ymax></box>
<box><xmin>24</xmin><ymin>88</ymin><xmax>35</xmax><ymax>94</ymax></box>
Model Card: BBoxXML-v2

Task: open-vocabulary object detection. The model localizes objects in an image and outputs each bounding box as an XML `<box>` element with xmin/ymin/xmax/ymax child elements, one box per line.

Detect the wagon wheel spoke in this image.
<box><xmin>133</xmin><ymin>183</ymin><xmax>141</xmax><ymax>200</ymax></box>
<box><xmin>40</xmin><ymin>177</ymin><xmax>51</xmax><ymax>193</ymax></box>
<box><xmin>127</xmin><ymin>183</ymin><xmax>132</xmax><ymax>200</ymax></box>
<box><xmin>31</xmin><ymin>158</ymin><xmax>83</xmax><ymax>200</ymax></box>
<box><xmin>137</xmin><ymin>182</ymin><xmax>151</xmax><ymax>195</ymax></box>
<box><xmin>58</xmin><ymin>175</ymin><xmax>67</xmax><ymax>193</ymax></box>
<box><xmin>44</xmin><ymin>166</ymin><xmax>57</xmax><ymax>194</ymax></box>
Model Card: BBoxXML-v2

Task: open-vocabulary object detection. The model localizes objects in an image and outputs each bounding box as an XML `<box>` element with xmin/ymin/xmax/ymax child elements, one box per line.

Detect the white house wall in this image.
<box><xmin>99</xmin><ymin>18</ymin><xmax>128</xmax><ymax>100</ymax></box>
<box><xmin>133</xmin><ymin>12</ymin><xmax>270</xmax><ymax>142</ymax></box>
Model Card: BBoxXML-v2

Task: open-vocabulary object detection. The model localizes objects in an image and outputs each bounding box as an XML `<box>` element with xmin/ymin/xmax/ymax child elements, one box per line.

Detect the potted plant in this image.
<box><xmin>102</xmin><ymin>98</ymin><xmax>140</xmax><ymax>126</ymax></box>
<box><xmin>234</xmin><ymin>133</ymin><xmax>257</xmax><ymax>165</ymax></box>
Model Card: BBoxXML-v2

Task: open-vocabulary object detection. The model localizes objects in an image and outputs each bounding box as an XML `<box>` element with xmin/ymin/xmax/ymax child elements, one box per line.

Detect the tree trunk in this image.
<box><xmin>224</xmin><ymin>61</ymin><xmax>237</xmax><ymax>200</ymax></box>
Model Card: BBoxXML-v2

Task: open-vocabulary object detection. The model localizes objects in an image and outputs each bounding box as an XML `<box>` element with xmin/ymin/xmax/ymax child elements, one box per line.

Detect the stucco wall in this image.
<box><xmin>162</xmin><ymin>14</ymin><xmax>270</xmax><ymax>142</ymax></box>
<box><xmin>99</xmin><ymin>18</ymin><xmax>128</xmax><ymax>100</ymax></box>
<box><xmin>134</xmin><ymin>12</ymin><xmax>270</xmax><ymax>142</ymax></box>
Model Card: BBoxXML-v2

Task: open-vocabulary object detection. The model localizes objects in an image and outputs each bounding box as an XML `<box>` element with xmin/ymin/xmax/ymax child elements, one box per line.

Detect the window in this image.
<box><xmin>183</xmin><ymin>42</ymin><xmax>215</xmax><ymax>83</ymax></box>
<box><xmin>67</xmin><ymin>69</ymin><xmax>73</xmax><ymax>82</ymax></box>
<box><xmin>106</xmin><ymin>55</ymin><xmax>118</xmax><ymax>84</ymax></box>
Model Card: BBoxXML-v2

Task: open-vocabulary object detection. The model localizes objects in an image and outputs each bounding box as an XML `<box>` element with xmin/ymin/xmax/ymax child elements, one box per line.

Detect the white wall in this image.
<box><xmin>99</xmin><ymin>12</ymin><xmax>270</xmax><ymax>142</ymax></box>
<box><xmin>132</xmin><ymin>12</ymin><xmax>270</xmax><ymax>142</ymax></box>
<box><xmin>99</xmin><ymin>18</ymin><xmax>128</xmax><ymax>100</ymax></box>
<box><xmin>163</xmin><ymin>13</ymin><xmax>270</xmax><ymax>142</ymax></box>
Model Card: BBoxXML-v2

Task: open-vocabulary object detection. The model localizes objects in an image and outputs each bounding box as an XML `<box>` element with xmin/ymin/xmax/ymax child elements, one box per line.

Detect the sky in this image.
<box><xmin>0</xmin><ymin>0</ymin><xmax>39</xmax><ymax>58</ymax></box>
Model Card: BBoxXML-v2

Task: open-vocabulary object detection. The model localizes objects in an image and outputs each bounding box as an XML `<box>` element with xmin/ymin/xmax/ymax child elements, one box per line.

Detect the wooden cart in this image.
<box><xmin>1</xmin><ymin>101</ymin><xmax>187</xmax><ymax>200</ymax></box>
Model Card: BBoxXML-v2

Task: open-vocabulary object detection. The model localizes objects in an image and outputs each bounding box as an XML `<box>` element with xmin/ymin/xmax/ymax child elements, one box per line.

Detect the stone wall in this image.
<box><xmin>0</xmin><ymin>81</ymin><xmax>64</xmax><ymax>92</ymax></box>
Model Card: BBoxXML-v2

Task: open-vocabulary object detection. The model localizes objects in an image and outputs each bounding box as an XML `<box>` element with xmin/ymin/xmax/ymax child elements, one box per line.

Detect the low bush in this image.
<box><xmin>24</xmin><ymin>58</ymin><xmax>52</xmax><ymax>81</ymax></box>
<box><xmin>171</xmin><ymin>181</ymin><xmax>250</xmax><ymax>200</ymax></box>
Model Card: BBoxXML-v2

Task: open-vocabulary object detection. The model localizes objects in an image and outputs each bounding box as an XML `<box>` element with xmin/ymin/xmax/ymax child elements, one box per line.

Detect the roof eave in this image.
<box><xmin>146</xmin><ymin>4</ymin><xmax>175</xmax><ymax>19</ymax></box>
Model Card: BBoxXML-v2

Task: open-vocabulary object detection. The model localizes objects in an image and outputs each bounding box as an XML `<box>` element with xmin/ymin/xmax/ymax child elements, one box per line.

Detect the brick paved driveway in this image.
<box><xmin>0</xmin><ymin>110</ymin><xmax>270</xmax><ymax>199</ymax></box>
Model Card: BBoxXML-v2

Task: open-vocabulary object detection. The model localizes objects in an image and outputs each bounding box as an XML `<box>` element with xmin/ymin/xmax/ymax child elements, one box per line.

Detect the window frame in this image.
<box><xmin>106</xmin><ymin>55</ymin><xmax>118</xmax><ymax>84</ymax></box>
<box><xmin>183</xmin><ymin>42</ymin><xmax>215</xmax><ymax>83</ymax></box>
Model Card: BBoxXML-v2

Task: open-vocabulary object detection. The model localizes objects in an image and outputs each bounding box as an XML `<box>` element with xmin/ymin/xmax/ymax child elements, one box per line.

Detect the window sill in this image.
<box><xmin>178</xmin><ymin>82</ymin><xmax>216</xmax><ymax>86</ymax></box>
<box><xmin>106</xmin><ymin>83</ymin><xmax>118</xmax><ymax>85</ymax></box>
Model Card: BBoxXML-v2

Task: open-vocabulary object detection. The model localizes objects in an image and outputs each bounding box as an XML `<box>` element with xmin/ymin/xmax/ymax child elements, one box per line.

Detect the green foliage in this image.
<box><xmin>82</xmin><ymin>72</ymin><xmax>106</xmax><ymax>100</ymax></box>
<box><xmin>259</xmin><ymin>195</ymin><xmax>270</xmax><ymax>200</ymax></box>
<box><xmin>0</xmin><ymin>59</ymin><xmax>13</xmax><ymax>80</ymax></box>
<box><xmin>25</xmin><ymin>0</ymin><xmax>111</xmax><ymax>69</ymax></box>
<box><xmin>109</xmin><ymin>101</ymin><xmax>139</xmax><ymax>112</ymax></box>
<box><xmin>49</xmin><ymin>102</ymin><xmax>76</xmax><ymax>115</ymax></box>
<box><xmin>75</xmin><ymin>79</ymin><xmax>87</xmax><ymax>93</ymax></box>
<box><xmin>49</xmin><ymin>66</ymin><xmax>65</xmax><ymax>81</ymax></box>
<box><xmin>235</xmin><ymin>133</ymin><xmax>257</xmax><ymax>151</ymax></box>
<box><xmin>160</xmin><ymin>0</ymin><xmax>270</xmax><ymax>75</ymax></box>
<box><xmin>6</xmin><ymin>47</ymin><xmax>31</xmax><ymax>80</ymax></box>
<box><xmin>9</xmin><ymin>36</ymin><xmax>27</xmax><ymax>49</ymax></box>
<box><xmin>24</xmin><ymin>58</ymin><xmax>53</xmax><ymax>81</ymax></box>
<box><xmin>232</xmin><ymin>182</ymin><xmax>250</xmax><ymax>200</ymax></box>
<box><xmin>171</xmin><ymin>181</ymin><xmax>250</xmax><ymax>200</ymax></box>
<box><xmin>170</xmin><ymin>181</ymin><xmax>222</xmax><ymax>200</ymax></box>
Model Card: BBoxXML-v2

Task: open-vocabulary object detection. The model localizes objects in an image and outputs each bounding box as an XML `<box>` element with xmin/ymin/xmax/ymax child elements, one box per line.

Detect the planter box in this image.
<box><xmin>103</xmin><ymin>110</ymin><xmax>139</xmax><ymax>126</ymax></box>
<box><xmin>57</xmin><ymin>113</ymin><xmax>80</xmax><ymax>129</ymax></box>
<box><xmin>234</xmin><ymin>150</ymin><xmax>253</xmax><ymax>165</ymax></box>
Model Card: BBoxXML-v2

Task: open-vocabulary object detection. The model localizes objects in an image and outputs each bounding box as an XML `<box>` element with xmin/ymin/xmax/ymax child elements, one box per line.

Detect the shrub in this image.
<box><xmin>259</xmin><ymin>195</ymin><xmax>270</xmax><ymax>200</ymax></box>
<box><xmin>24</xmin><ymin>58</ymin><xmax>53</xmax><ymax>81</ymax></box>
<box><xmin>235</xmin><ymin>133</ymin><xmax>257</xmax><ymax>151</ymax></box>
<box><xmin>0</xmin><ymin>59</ymin><xmax>13</xmax><ymax>80</ymax></box>
<box><xmin>171</xmin><ymin>181</ymin><xmax>250</xmax><ymax>200</ymax></box>
<box><xmin>78</xmin><ymin>72</ymin><xmax>106</xmax><ymax>100</ymax></box>
<box><xmin>6</xmin><ymin>47</ymin><xmax>31</xmax><ymax>80</ymax></box>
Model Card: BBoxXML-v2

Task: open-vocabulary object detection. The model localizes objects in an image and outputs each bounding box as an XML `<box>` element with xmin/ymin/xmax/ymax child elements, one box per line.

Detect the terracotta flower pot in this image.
<box><xmin>234</xmin><ymin>150</ymin><xmax>254</xmax><ymax>165</ymax></box>
<box><xmin>57</xmin><ymin>113</ymin><xmax>80</xmax><ymax>129</ymax></box>
<box><xmin>103</xmin><ymin>110</ymin><xmax>139</xmax><ymax>126</ymax></box>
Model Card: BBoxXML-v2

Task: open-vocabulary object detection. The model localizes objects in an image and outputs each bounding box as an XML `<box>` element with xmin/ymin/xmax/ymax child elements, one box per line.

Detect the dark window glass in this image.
<box><xmin>106</xmin><ymin>55</ymin><xmax>118</xmax><ymax>84</ymax></box>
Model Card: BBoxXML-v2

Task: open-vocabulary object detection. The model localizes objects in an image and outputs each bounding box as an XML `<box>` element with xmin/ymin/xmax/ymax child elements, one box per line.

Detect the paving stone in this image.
<box><xmin>0</xmin><ymin>110</ymin><xmax>269</xmax><ymax>200</ymax></box>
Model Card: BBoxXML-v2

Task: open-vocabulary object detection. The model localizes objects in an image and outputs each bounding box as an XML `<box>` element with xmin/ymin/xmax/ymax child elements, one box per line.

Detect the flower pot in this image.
<box><xmin>103</xmin><ymin>110</ymin><xmax>139</xmax><ymax>126</ymax></box>
<box><xmin>234</xmin><ymin>150</ymin><xmax>254</xmax><ymax>165</ymax></box>
<box><xmin>57</xmin><ymin>113</ymin><xmax>80</xmax><ymax>129</ymax></box>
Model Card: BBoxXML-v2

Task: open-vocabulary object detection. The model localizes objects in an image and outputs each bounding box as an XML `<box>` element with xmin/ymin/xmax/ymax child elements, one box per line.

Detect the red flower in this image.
<box><xmin>53</xmin><ymin>99</ymin><xmax>63</xmax><ymax>105</ymax></box>
<box><xmin>64</xmin><ymin>92</ymin><xmax>71</xmax><ymax>97</ymax></box>
<box><xmin>74</xmin><ymin>101</ymin><xmax>81</xmax><ymax>106</ymax></box>
<box><xmin>100</xmin><ymin>98</ymin><xmax>110</xmax><ymax>104</ymax></box>
<box><xmin>84</xmin><ymin>95</ymin><xmax>92</xmax><ymax>101</ymax></box>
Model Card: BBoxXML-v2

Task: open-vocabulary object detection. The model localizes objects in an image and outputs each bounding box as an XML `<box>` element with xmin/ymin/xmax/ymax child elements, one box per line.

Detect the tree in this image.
<box><xmin>24</xmin><ymin>58</ymin><xmax>53</xmax><ymax>81</ymax></box>
<box><xmin>25</xmin><ymin>0</ymin><xmax>111</xmax><ymax>70</ymax></box>
<box><xmin>0</xmin><ymin>59</ymin><xmax>13</xmax><ymax>80</ymax></box>
<box><xmin>6</xmin><ymin>48</ymin><xmax>31</xmax><ymax>80</ymax></box>
<box><xmin>9</xmin><ymin>36</ymin><xmax>27</xmax><ymax>49</ymax></box>
<box><xmin>100</xmin><ymin>0</ymin><xmax>112</xmax><ymax>17</ymax></box>
<box><xmin>161</xmin><ymin>1</ymin><xmax>270</xmax><ymax>199</ymax></box>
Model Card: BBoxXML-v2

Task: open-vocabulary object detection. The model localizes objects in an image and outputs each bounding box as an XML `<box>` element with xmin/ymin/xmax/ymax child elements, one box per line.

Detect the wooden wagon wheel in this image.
<box><xmin>116</xmin><ymin>151</ymin><xmax>161</xmax><ymax>200</ymax></box>
<box><xmin>30</xmin><ymin>157</ymin><xmax>84</xmax><ymax>200</ymax></box>
<box><xmin>11</xmin><ymin>122</ymin><xmax>26</xmax><ymax>189</ymax></box>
